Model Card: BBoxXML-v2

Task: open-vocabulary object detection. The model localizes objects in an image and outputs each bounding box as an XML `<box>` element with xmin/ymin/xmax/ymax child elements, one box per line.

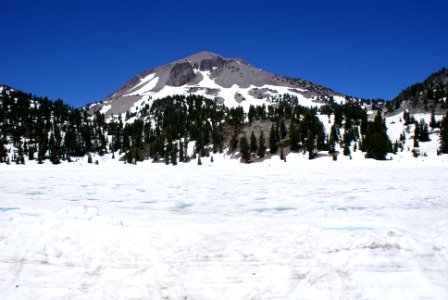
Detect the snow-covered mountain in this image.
<box><xmin>88</xmin><ymin>51</ymin><xmax>345</xmax><ymax>116</ymax></box>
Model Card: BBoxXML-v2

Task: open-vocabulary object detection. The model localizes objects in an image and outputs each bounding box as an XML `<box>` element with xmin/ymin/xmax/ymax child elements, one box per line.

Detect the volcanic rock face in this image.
<box><xmin>199</xmin><ymin>56</ymin><xmax>225</xmax><ymax>72</ymax></box>
<box><xmin>88</xmin><ymin>51</ymin><xmax>340</xmax><ymax>116</ymax></box>
<box><xmin>167</xmin><ymin>62</ymin><xmax>197</xmax><ymax>87</ymax></box>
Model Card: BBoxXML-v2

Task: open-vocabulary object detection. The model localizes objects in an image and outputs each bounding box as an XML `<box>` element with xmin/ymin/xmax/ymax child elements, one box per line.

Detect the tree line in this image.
<box><xmin>3</xmin><ymin>86</ymin><xmax>447</xmax><ymax>165</ymax></box>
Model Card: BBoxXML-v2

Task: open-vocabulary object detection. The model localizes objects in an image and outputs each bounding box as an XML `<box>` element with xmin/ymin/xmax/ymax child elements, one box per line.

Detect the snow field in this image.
<box><xmin>0</xmin><ymin>161</ymin><xmax>448</xmax><ymax>299</ymax></box>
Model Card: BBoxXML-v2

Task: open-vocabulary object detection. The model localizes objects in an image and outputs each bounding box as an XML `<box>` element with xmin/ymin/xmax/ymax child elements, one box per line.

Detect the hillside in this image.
<box><xmin>386</xmin><ymin>67</ymin><xmax>448</xmax><ymax>114</ymax></box>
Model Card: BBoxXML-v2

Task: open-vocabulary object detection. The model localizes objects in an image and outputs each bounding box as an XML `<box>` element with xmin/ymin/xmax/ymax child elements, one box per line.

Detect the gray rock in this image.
<box><xmin>234</xmin><ymin>93</ymin><xmax>245</xmax><ymax>103</ymax></box>
<box><xmin>167</xmin><ymin>62</ymin><xmax>196</xmax><ymax>87</ymax></box>
<box><xmin>199</xmin><ymin>56</ymin><xmax>225</xmax><ymax>71</ymax></box>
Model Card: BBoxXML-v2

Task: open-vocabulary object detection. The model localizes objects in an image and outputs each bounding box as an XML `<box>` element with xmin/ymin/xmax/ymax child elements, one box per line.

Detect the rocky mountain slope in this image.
<box><xmin>88</xmin><ymin>51</ymin><xmax>345</xmax><ymax>116</ymax></box>
<box><xmin>386</xmin><ymin>67</ymin><xmax>448</xmax><ymax>115</ymax></box>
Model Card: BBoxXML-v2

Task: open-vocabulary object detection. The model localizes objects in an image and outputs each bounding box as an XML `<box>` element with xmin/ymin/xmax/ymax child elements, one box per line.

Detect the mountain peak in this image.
<box><xmin>89</xmin><ymin>52</ymin><xmax>340</xmax><ymax>116</ymax></box>
<box><xmin>182</xmin><ymin>51</ymin><xmax>223</xmax><ymax>61</ymax></box>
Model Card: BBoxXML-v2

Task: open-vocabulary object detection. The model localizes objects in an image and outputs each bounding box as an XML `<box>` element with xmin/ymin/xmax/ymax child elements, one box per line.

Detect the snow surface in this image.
<box><xmin>129</xmin><ymin>74</ymin><xmax>159</xmax><ymax>96</ymax></box>
<box><xmin>1</xmin><ymin>158</ymin><xmax>448</xmax><ymax>300</ymax></box>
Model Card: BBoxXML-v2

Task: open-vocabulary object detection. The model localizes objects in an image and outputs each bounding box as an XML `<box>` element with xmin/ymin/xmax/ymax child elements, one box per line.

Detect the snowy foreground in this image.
<box><xmin>1</xmin><ymin>158</ymin><xmax>448</xmax><ymax>300</ymax></box>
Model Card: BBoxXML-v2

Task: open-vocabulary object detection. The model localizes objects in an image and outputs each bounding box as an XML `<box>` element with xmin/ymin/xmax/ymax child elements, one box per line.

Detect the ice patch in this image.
<box><xmin>0</xmin><ymin>207</ymin><xmax>19</xmax><ymax>212</ymax></box>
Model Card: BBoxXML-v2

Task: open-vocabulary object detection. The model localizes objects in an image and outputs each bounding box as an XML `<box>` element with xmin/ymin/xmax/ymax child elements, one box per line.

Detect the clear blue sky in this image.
<box><xmin>1</xmin><ymin>0</ymin><xmax>447</xmax><ymax>107</ymax></box>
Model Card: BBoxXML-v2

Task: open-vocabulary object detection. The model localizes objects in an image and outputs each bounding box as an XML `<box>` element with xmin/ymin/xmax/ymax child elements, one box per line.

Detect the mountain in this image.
<box><xmin>2</xmin><ymin>63</ymin><xmax>448</xmax><ymax>166</ymax></box>
<box><xmin>386</xmin><ymin>67</ymin><xmax>448</xmax><ymax>115</ymax></box>
<box><xmin>88</xmin><ymin>51</ymin><xmax>345</xmax><ymax>116</ymax></box>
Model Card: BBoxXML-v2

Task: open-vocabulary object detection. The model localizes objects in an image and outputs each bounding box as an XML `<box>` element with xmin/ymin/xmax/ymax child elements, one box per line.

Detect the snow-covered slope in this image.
<box><xmin>88</xmin><ymin>51</ymin><xmax>342</xmax><ymax>116</ymax></box>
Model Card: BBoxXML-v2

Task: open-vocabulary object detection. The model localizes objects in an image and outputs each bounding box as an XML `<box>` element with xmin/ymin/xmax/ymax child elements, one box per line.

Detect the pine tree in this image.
<box><xmin>419</xmin><ymin>120</ymin><xmax>430</xmax><ymax>142</ymax></box>
<box><xmin>164</xmin><ymin>149</ymin><xmax>169</xmax><ymax>165</ymax></box>
<box><xmin>430</xmin><ymin>110</ymin><xmax>437</xmax><ymax>128</ymax></box>
<box><xmin>289</xmin><ymin>122</ymin><xmax>300</xmax><ymax>151</ymax></box>
<box><xmin>240</xmin><ymin>135</ymin><xmax>250</xmax><ymax>163</ymax></box>
<box><xmin>280</xmin><ymin>119</ymin><xmax>287</xmax><ymax>139</ymax></box>
<box><xmin>365</xmin><ymin>111</ymin><xmax>392</xmax><ymax>160</ymax></box>
<box><xmin>179</xmin><ymin>140</ymin><xmax>184</xmax><ymax>163</ymax></box>
<box><xmin>269</xmin><ymin>124</ymin><xmax>278</xmax><ymax>154</ymax></box>
<box><xmin>230</xmin><ymin>130</ymin><xmax>238</xmax><ymax>151</ymax></box>
<box><xmin>250</xmin><ymin>131</ymin><xmax>257</xmax><ymax>153</ymax></box>
<box><xmin>343</xmin><ymin>143</ymin><xmax>351</xmax><ymax>156</ymax></box>
<box><xmin>393</xmin><ymin>140</ymin><xmax>399</xmax><ymax>154</ymax></box>
<box><xmin>440</xmin><ymin>113</ymin><xmax>448</xmax><ymax>153</ymax></box>
<box><xmin>171</xmin><ymin>142</ymin><xmax>178</xmax><ymax>165</ymax></box>
<box><xmin>306</xmin><ymin>130</ymin><xmax>315</xmax><ymax>159</ymax></box>
<box><xmin>17</xmin><ymin>143</ymin><xmax>24</xmax><ymax>165</ymax></box>
<box><xmin>0</xmin><ymin>142</ymin><xmax>6</xmax><ymax>163</ymax></box>
<box><xmin>257</xmin><ymin>131</ymin><xmax>266</xmax><ymax>158</ymax></box>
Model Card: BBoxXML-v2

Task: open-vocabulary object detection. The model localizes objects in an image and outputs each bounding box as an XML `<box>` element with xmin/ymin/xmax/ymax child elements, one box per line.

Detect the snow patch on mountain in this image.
<box><xmin>128</xmin><ymin>73</ymin><xmax>159</xmax><ymax>96</ymax></box>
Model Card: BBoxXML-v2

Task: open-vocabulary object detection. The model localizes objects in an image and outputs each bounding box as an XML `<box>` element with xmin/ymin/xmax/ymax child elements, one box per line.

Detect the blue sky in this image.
<box><xmin>1</xmin><ymin>0</ymin><xmax>447</xmax><ymax>107</ymax></box>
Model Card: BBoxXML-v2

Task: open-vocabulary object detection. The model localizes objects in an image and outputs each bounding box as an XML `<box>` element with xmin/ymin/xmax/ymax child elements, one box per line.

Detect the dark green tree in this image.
<box><xmin>250</xmin><ymin>131</ymin><xmax>257</xmax><ymax>153</ymax></box>
<box><xmin>440</xmin><ymin>113</ymin><xmax>448</xmax><ymax>153</ymax></box>
<box><xmin>365</xmin><ymin>111</ymin><xmax>392</xmax><ymax>160</ymax></box>
<box><xmin>280</xmin><ymin>119</ymin><xmax>287</xmax><ymax>139</ymax></box>
<box><xmin>289</xmin><ymin>122</ymin><xmax>300</xmax><ymax>151</ymax></box>
<box><xmin>230</xmin><ymin>130</ymin><xmax>238</xmax><ymax>151</ymax></box>
<box><xmin>257</xmin><ymin>131</ymin><xmax>266</xmax><ymax>158</ymax></box>
<box><xmin>171</xmin><ymin>142</ymin><xmax>178</xmax><ymax>165</ymax></box>
<box><xmin>239</xmin><ymin>135</ymin><xmax>250</xmax><ymax>163</ymax></box>
<box><xmin>269</xmin><ymin>124</ymin><xmax>278</xmax><ymax>154</ymax></box>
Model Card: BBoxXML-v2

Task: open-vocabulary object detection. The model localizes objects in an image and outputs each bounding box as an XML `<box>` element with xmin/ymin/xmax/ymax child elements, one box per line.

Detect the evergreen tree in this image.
<box><xmin>430</xmin><ymin>110</ymin><xmax>437</xmax><ymax>128</ymax></box>
<box><xmin>306</xmin><ymin>130</ymin><xmax>315</xmax><ymax>159</ymax></box>
<box><xmin>343</xmin><ymin>143</ymin><xmax>351</xmax><ymax>156</ymax></box>
<box><xmin>419</xmin><ymin>120</ymin><xmax>430</xmax><ymax>142</ymax></box>
<box><xmin>289</xmin><ymin>122</ymin><xmax>300</xmax><ymax>151</ymax></box>
<box><xmin>17</xmin><ymin>143</ymin><xmax>24</xmax><ymax>164</ymax></box>
<box><xmin>164</xmin><ymin>149</ymin><xmax>169</xmax><ymax>165</ymax></box>
<box><xmin>179</xmin><ymin>140</ymin><xmax>184</xmax><ymax>163</ymax></box>
<box><xmin>280</xmin><ymin>119</ymin><xmax>287</xmax><ymax>139</ymax></box>
<box><xmin>240</xmin><ymin>135</ymin><xmax>250</xmax><ymax>163</ymax></box>
<box><xmin>440</xmin><ymin>113</ymin><xmax>448</xmax><ymax>153</ymax></box>
<box><xmin>171</xmin><ymin>142</ymin><xmax>178</xmax><ymax>165</ymax></box>
<box><xmin>0</xmin><ymin>142</ymin><xmax>6</xmax><ymax>163</ymax></box>
<box><xmin>230</xmin><ymin>130</ymin><xmax>238</xmax><ymax>151</ymax></box>
<box><xmin>393</xmin><ymin>140</ymin><xmax>399</xmax><ymax>154</ymax></box>
<box><xmin>250</xmin><ymin>131</ymin><xmax>257</xmax><ymax>153</ymax></box>
<box><xmin>257</xmin><ymin>131</ymin><xmax>266</xmax><ymax>158</ymax></box>
<box><xmin>365</xmin><ymin>111</ymin><xmax>392</xmax><ymax>160</ymax></box>
<box><xmin>269</xmin><ymin>124</ymin><xmax>278</xmax><ymax>154</ymax></box>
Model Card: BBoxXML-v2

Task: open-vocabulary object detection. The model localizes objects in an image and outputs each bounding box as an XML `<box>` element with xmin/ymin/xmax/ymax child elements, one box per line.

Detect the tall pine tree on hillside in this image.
<box><xmin>257</xmin><ymin>131</ymin><xmax>266</xmax><ymax>158</ymax></box>
<box><xmin>250</xmin><ymin>131</ymin><xmax>257</xmax><ymax>153</ymax></box>
<box><xmin>269</xmin><ymin>124</ymin><xmax>278</xmax><ymax>154</ymax></box>
<box><xmin>365</xmin><ymin>111</ymin><xmax>392</xmax><ymax>160</ymax></box>
<box><xmin>440</xmin><ymin>113</ymin><xmax>448</xmax><ymax>153</ymax></box>
<box><xmin>239</xmin><ymin>135</ymin><xmax>250</xmax><ymax>163</ymax></box>
<box><xmin>289</xmin><ymin>122</ymin><xmax>300</xmax><ymax>151</ymax></box>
